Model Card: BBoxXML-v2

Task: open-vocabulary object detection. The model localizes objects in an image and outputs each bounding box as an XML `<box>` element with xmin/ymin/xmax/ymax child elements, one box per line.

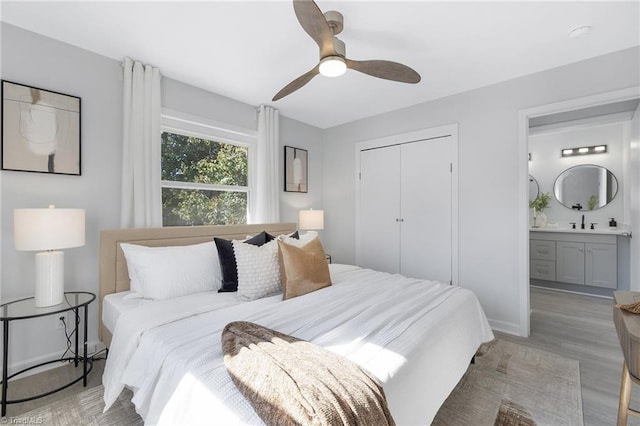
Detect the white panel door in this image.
<box><xmin>359</xmin><ymin>145</ymin><xmax>401</xmax><ymax>273</ymax></box>
<box><xmin>400</xmin><ymin>138</ymin><xmax>452</xmax><ymax>283</ymax></box>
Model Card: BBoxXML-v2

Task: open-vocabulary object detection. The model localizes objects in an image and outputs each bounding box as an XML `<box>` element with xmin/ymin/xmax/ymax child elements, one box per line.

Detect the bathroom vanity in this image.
<box><xmin>530</xmin><ymin>228</ymin><xmax>630</xmax><ymax>291</ymax></box>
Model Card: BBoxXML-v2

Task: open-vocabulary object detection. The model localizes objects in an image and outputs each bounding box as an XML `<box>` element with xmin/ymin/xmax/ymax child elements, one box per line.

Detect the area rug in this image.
<box><xmin>11</xmin><ymin>386</ymin><xmax>142</xmax><ymax>426</ymax></box>
<box><xmin>13</xmin><ymin>340</ymin><xmax>582</xmax><ymax>425</ymax></box>
<box><xmin>432</xmin><ymin>340</ymin><xmax>584</xmax><ymax>426</ymax></box>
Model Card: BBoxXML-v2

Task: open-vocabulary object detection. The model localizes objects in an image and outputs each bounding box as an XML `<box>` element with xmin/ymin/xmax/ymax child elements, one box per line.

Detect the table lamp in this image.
<box><xmin>299</xmin><ymin>209</ymin><xmax>324</xmax><ymax>234</ymax></box>
<box><xmin>14</xmin><ymin>205</ymin><xmax>85</xmax><ymax>307</ymax></box>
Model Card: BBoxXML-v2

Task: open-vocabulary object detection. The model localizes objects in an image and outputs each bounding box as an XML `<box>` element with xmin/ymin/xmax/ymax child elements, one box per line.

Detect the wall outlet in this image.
<box><xmin>55</xmin><ymin>313</ymin><xmax>67</xmax><ymax>330</ymax></box>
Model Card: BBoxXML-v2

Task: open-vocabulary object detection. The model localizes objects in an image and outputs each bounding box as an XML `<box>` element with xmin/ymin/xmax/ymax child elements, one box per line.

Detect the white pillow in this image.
<box><xmin>120</xmin><ymin>241</ymin><xmax>221</xmax><ymax>300</ymax></box>
<box><xmin>120</xmin><ymin>243</ymin><xmax>143</xmax><ymax>295</ymax></box>
<box><xmin>233</xmin><ymin>239</ymin><xmax>281</xmax><ymax>301</ymax></box>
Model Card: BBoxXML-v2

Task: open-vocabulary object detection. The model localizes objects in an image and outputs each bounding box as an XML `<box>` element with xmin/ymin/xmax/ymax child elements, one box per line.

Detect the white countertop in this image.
<box><xmin>530</xmin><ymin>226</ymin><xmax>631</xmax><ymax>236</ymax></box>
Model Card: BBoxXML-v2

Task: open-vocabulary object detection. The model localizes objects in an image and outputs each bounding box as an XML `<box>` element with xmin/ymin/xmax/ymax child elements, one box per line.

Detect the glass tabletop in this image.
<box><xmin>0</xmin><ymin>292</ymin><xmax>95</xmax><ymax>321</ymax></box>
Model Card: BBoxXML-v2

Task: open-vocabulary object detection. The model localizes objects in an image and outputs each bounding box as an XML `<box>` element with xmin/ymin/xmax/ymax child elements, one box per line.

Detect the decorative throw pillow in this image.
<box><xmin>233</xmin><ymin>239</ymin><xmax>281</xmax><ymax>301</ymax></box>
<box><xmin>120</xmin><ymin>243</ymin><xmax>143</xmax><ymax>295</ymax></box>
<box><xmin>215</xmin><ymin>231</ymin><xmax>275</xmax><ymax>292</ymax></box>
<box><xmin>278</xmin><ymin>237</ymin><xmax>331</xmax><ymax>300</ymax></box>
<box><xmin>278</xmin><ymin>231</ymin><xmax>315</xmax><ymax>248</ymax></box>
<box><xmin>119</xmin><ymin>241</ymin><xmax>221</xmax><ymax>300</ymax></box>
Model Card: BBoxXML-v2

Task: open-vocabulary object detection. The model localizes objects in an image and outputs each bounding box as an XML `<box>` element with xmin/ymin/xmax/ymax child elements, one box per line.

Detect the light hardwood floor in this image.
<box><xmin>497</xmin><ymin>286</ymin><xmax>640</xmax><ymax>426</ymax></box>
<box><xmin>3</xmin><ymin>286</ymin><xmax>638</xmax><ymax>425</ymax></box>
<box><xmin>4</xmin><ymin>356</ymin><xmax>105</xmax><ymax>418</ymax></box>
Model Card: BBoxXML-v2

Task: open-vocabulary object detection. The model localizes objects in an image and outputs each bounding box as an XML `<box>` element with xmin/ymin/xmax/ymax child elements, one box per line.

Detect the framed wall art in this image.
<box><xmin>284</xmin><ymin>145</ymin><xmax>308</xmax><ymax>193</ymax></box>
<box><xmin>2</xmin><ymin>80</ymin><xmax>81</xmax><ymax>175</ymax></box>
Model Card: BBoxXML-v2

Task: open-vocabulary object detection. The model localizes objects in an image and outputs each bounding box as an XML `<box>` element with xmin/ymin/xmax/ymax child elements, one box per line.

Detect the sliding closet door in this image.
<box><xmin>400</xmin><ymin>138</ymin><xmax>452</xmax><ymax>283</ymax></box>
<box><xmin>359</xmin><ymin>145</ymin><xmax>401</xmax><ymax>273</ymax></box>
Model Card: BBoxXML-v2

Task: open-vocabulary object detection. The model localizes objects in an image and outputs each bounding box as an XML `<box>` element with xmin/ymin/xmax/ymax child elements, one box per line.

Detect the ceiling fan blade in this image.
<box><xmin>272</xmin><ymin>65</ymin><xmax>321</xmax><ymax>101</ymax></box>
<box><xmin>345</xmin><ymin>59</ymin><xmax>421</xmax><ymax>84</ymax></box>
<box><xmin>293</xmin><ymin>0</ymin><xmax>336</xmax><ymax>58</ymax></box>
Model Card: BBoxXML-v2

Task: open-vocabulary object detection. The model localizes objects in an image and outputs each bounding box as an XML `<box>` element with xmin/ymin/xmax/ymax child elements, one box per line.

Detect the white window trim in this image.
<box><xmin>160</xmin><ymin>109</ymin><xmax>257</xmax><ymax>224</ymax></box>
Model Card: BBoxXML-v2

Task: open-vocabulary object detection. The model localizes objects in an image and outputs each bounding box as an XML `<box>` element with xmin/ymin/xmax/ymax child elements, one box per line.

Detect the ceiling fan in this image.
<box><xmin>272</xmin><ymin>0</ymin><xmax>421</xmax><ymax>101</ymax></box>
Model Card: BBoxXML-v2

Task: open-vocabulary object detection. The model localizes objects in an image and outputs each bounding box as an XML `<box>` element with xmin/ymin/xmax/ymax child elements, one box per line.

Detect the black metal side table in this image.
<box><xmin>0</xmin><ymin>291</ymin><xmax>95</xmax><ymax>417</ymax></box>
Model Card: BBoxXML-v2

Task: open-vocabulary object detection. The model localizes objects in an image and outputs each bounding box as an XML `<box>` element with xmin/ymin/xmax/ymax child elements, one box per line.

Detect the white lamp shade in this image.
<box><xmin>299</xmin><ymin>209</ymin><xmax>324</xmax><ymax>230</ymax></box>
<box><xmin>14</xmin><ymin>206</ymin><xmax>85</xmax><ymax>251</ymax></box>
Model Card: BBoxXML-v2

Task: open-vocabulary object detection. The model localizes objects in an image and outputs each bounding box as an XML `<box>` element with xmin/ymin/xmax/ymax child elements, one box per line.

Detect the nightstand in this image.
<box><xmin>0</xmin><ymin>291</ymin><xmax>95</xmax><ymax>416</ymax></box>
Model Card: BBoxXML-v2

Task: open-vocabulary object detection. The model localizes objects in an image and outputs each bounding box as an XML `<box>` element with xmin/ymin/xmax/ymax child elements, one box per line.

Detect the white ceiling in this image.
<box><xmin>2</xmin><ymin>1</ymin><xmax>639</xmax><ymax>129</ymax></box>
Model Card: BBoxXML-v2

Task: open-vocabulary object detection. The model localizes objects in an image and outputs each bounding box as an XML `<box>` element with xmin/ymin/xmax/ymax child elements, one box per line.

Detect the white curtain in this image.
<box><xmin>253</xmin><ymin>105</ymin><xmax>280</xmax><ymax>223</ymax></box>
<box><xmin>120</xmin><ymin>57</ymin><xmax>162</xmax><ymax>228</ymax></box>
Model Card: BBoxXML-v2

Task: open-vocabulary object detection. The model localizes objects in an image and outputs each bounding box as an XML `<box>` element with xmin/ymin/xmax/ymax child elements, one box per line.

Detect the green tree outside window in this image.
<box><xmin>161</xmin><ymin>131</ymin><xmax>248</xmax><ymax>226</ymax></box>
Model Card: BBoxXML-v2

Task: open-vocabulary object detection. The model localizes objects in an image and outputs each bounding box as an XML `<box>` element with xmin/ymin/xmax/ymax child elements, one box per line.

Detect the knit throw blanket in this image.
<box><xmin>222</xmin><ymin>321</ymin><xmax>395</xmax><ymax>426</ymax></box>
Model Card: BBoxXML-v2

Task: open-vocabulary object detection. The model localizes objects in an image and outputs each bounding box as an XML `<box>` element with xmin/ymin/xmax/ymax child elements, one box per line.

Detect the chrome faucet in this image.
<box><xmin>581</xmin><ymin>214</ymin><xmax>585</xmax><ymax>229</ymax></box>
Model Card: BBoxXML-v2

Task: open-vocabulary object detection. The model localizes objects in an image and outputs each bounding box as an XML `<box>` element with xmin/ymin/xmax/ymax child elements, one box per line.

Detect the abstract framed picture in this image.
<box><xmin>284</xmin><ymin>145</ymin><xmax>308</xmax><ymax>193</ymax></box>
<box><xmin>2</xmin><ymin>80</ymin><xmax>81</xmax><ymax>175</ymax></box>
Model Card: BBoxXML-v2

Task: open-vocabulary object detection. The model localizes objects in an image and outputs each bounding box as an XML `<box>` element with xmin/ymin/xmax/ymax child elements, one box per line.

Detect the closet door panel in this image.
<box><xmin>359</xmin><ymin>146</ymin><xmax>401</xmax><ymax>273</ymax></box>
<box><xmin>400</xmin><ymin>138</ymin><xmax>452</xmax><ymax>283</ymax></box>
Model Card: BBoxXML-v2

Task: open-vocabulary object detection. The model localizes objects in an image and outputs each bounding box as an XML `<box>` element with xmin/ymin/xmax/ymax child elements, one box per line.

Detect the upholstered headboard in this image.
<box><xmin>98</xmin><ymin>223</ymin><xmax>297</xmax><ymax>347</ymax></box>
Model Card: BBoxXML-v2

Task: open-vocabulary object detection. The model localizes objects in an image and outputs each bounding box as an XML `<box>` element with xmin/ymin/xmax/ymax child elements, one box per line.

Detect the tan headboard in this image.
<box><xmin>99</xmin><ymin>223</ymin><xmax>297</xmax><ymax>347</ymax></box>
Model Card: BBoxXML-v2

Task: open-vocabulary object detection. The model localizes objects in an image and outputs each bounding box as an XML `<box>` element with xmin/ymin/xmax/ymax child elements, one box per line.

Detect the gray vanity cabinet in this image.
<box><xmin>531</xmin><ymin>231</ymin><xmax>617</xmax><ymax>289</ymax></box>
<box><xmin>585</xmin><ymin>243</ymin><xmax>617</xmax><ymax>288</ymax></box>
<box><xmin>556</xmin><ymin>241</ymin><xmax>585</xmax><ymax>285</ymax></box>
<box><xmin>530</xmin><ymin>240</ymin><xmax>556</xmax><ymax>281</ymax></box>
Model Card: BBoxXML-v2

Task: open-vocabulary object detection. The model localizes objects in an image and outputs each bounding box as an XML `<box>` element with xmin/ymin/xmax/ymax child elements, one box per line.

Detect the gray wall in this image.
<box><xmin>321</xmin><ymin>47</ymin><xmax>640</xmax><ymax>334</ymax></box>
<box><xmin>0</xmin><ymin>23</ymin><xmax>323</xmax><ymax>371</ymax></box>
<box><xmin>1</xmin><ymin>23</ymin><xmax>123</xmax><ymax>370</ymax></box>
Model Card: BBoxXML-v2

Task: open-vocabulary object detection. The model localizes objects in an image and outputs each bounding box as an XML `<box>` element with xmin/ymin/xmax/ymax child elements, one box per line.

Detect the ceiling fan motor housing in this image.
<box><xmin>324</xmin><ymin>10</ymin><xmax>343</xmax><ymax>35</ymax></box>
<box><xmin>332</xmin><ymin>37</ymin><xmax>346</xmax><ymax>57</ymax></box>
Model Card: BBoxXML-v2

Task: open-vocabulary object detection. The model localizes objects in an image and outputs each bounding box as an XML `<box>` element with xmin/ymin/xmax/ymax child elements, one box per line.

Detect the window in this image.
<box><xmin>161</xmin><ymin>112</ymin><xmax>256</xmax><ymax>226</ymax></box>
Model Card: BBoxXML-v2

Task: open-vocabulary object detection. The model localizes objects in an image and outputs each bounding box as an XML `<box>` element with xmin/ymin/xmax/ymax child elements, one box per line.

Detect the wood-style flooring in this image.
<box><xmin>2</xmin><ymin>286</ymin><xmax>637</xmax><ymax>425</ymax></box>
<box><xmin>497</xmin><ymin>286</ymin><xmax>639</xmax><ymax>426</ymax></box>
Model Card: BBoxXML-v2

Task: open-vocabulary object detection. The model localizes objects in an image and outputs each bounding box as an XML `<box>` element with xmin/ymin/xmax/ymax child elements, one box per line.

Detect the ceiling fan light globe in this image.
<box><xmin>319</xmin><ymin>56</ymin><xmax>347</xmax><ymax>77</ymax></box>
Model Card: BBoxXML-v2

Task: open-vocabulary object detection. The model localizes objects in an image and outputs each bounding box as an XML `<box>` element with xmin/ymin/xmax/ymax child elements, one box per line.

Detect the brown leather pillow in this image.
<box><xmin>277</xmin><ymin>237</ymin><xmax>331</xmax><ymax>300</ymax></box>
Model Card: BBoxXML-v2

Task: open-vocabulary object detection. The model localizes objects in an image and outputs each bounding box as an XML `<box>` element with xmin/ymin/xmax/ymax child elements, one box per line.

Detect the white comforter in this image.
<box><xmin>103</xmin><ymin>265</ymin><xmax>494</xmax><ymax>425</ymax></box>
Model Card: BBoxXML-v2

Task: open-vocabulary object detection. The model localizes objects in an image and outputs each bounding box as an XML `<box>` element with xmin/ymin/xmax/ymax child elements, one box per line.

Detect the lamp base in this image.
<box><xmin>35</xmin><ymin>251</ymin><xmax>64</xmax><ymax>307</ymax></box>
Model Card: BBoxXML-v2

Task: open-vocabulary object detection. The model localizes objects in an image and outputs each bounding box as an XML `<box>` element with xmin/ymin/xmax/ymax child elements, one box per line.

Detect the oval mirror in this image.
<box><xmin>553</xmin><ymin>164</ymin><xmax>618</xmax><ymax>211</ymax></box>
<box><xmin>529</xmin><ymin>175</ymin><xmax>539</xmax><ymax>203</ymax></box>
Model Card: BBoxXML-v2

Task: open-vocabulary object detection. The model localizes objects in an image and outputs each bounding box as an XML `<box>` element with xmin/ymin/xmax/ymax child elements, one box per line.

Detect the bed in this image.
<box><xmin>99</xmin><ymin>223</ymin><xmax>494</xmax><ymax>425</ymax></box>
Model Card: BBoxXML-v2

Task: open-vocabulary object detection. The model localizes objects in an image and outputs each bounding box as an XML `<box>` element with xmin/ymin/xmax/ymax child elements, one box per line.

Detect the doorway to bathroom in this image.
<box><xmin>517</xmin><ymin>87</ymin><xmax>640</xmax><ymax>337</ymax></box>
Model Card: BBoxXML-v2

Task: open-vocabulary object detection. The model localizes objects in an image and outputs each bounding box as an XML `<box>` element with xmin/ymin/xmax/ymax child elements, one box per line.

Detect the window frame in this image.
<box><xmin>160</xmin><ymin>109</ymin><xmax>257</xmax><ymax>226</ymax></box>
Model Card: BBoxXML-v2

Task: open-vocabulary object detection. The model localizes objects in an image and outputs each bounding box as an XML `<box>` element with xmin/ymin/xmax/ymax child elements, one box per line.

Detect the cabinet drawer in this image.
<box><xmin>531</xmin><ymin>259</ymin><xmax>556</xmax><ymax>281</ymax></box>
<box><xmin>530</xmin><ymin>240</ymin><xmax>556</xmax><ymax>261</ymax></box>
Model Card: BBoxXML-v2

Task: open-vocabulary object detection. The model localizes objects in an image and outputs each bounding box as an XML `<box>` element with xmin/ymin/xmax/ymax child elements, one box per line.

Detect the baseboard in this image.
<box><xmin>489</xmin><ymin>318</ymin><xmax>522</xmax><ymax>336</ymax></box>
<box><xmin>530</xmin><ymin>284</ymin><xmax>613</xmax><ymax>300</ymax></box>
<box><xmin>1</xmin><ymin>339</ymin><xmax>104</xmax><ymax>379</ymax></box>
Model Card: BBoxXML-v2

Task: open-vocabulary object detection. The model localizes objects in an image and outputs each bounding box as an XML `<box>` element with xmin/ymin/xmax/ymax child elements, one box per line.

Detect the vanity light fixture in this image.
<box><xmin>561</xmin><ymin>145</ymin><xmax>607</xmax><ymax>157</ymax></box>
